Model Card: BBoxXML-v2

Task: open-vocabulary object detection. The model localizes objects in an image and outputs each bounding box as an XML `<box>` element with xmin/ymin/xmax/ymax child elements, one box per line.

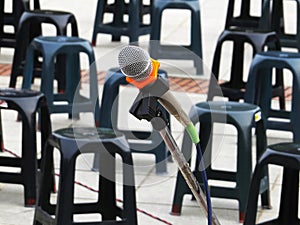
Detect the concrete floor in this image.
<box><xmin>0</xmin><ymin>0</ymin><xmax>297</xmax><ymax>224</ymax></box>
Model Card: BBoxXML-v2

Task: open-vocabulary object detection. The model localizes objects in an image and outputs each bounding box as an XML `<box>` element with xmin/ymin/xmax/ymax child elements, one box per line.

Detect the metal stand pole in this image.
<box><xmin>159</xmin><ymin>127</ymin><xmax>221</xmax><ymax>225</ymax></box>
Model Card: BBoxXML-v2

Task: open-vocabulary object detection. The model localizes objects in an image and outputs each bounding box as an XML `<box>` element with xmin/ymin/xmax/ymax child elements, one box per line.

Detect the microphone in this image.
<box><xmin>118</xmin><ymin>45</ymin><xmax>160</xmax><ymax>89</ymax></box>
<box><xmin>118</xmin><ymin>45</ymin><xmax>199</xmax><ymax>144</ymax></box>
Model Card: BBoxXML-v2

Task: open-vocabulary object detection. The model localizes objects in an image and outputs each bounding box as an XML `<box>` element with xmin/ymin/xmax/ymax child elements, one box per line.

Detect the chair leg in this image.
<box><xmin>92</xmin><ymin>0</ymin><xmax>105</xmax><ymax>46</ymax></box>
<box><xmin>237</xmin><ymin>126</ymin><xmax>253</xmax><ymax>223</ymax></box>
<box><xmin>55</xmin><ymin>156</ymin><xmax>76</xmax><ymax>225</ymax></box>
<box><xmin>22</xmin><ymin>112</ymin><xmax>37</xmax><ymax>207</ymax></box>
<box><xmin>277</xmin><ymin>168</ymin><xmax>299</xmax><ymax>224</ymax></box>
<box><xmin>39</xmin><ymin>145</ymin><xmax>55</xmax><ymax>211</ymax></box>
<box><xmin>0</xmin><ymin>111</ymin><xmax>4</xmax><ymax>152</ymax></box>
<box><xmin>171</xmin><ymin>172</ymin><xmax>190</xmax><ymax>215</ymax></box>
<box><xmin>244</xmin><ymin>163</ymin><xmax>265</xmax><ymax>225</ymax></box>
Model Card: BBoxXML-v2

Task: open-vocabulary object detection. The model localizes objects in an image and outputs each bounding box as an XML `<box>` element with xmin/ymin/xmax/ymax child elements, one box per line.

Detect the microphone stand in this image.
<box><xmin>129</xmin><ymin>86</ymin><xmax>221</xmax><ymax>225</ymax></box>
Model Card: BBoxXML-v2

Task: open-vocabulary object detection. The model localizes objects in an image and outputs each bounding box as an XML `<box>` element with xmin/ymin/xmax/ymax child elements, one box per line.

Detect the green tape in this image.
<box><xmin>186</xmin><ymin>123</ymin><xmax>200</xmax><ymax>144</ymax></box>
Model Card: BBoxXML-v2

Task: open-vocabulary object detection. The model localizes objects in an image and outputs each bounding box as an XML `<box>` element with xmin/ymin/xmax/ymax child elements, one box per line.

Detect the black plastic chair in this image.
<box><xmin>149</xmin><ymin>0</ymin><xmax>203</xmax><ymax>74</ymax></box>
<box><xmin>207</xmin><ymin>29</ymin><xmax>285</xmax><ymax>110</ymax></box>
<box><xmin>0</xmin><ymin>88</ymin><xmax>51</xmax><ymax>206</ymax></box>
<box><xmin>33</xmin><ymin>127</ymin><xmax>138</xmax><ymax>225</ymax></box>
<box><xmin>21</xmin><ymin>36</ymin><xmax>100</xmax><ymax>123</ymax></box>
<box><xmin>270</xmin><ymin>0</ymin><xmax>300</xmax><ymax>50</ymax></box>
<box><xmin>245</xmin><ymin>51</ymin><xmax>300</xmax><ymax>140</ymax></box>
<box><xmin>91</xmin><ymin>0</ymin><xmax>152</xmax><ymax>45</ymax></box>
<box><xmin>93</xmin><ymin>68</ymin><xmax>170</xmax><ymax>174</ymax></box>
<box><xmin>171</xmin><ymin>101</ymin><xmax>270</xmax><ymax>223</ymax></box>
<box><xmin>9</xmin><ymin>10</ymin><xmax>78</xmax><ymax>91</ymax></box>
<box><xmin>244</xmin><ymin>142</ymin><xmax>300</xmax><ymax>225</ymax></box>
<box><xmin>225</xmin><ymin>0</ymin><xmax>271</xmax><ymax>31</ymax></box>
<box><xmin>0</xmin><ymin>0</ymin><xmax>40</xmax><ymax>49</ymax></box>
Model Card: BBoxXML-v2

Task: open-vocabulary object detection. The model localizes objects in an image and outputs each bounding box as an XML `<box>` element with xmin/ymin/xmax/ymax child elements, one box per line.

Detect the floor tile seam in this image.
<box><xmin>135</xmin><ymin>166</ymin><xmax>156</xmax><ymax>191</ymax></box>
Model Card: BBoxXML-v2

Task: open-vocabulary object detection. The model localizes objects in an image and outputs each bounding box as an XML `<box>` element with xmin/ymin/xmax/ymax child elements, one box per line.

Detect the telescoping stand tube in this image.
<box><xmin>159</xmin><ymin>126</ymin><xmax>220</xmax><ymax>225</ymax></box>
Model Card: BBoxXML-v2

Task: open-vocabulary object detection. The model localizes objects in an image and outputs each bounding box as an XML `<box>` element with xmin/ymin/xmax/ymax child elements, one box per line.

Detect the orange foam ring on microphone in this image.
<box><xmin>126</xmin><ymin>58</ymin><xmax>160</xmax><ymax>89</ymax></box>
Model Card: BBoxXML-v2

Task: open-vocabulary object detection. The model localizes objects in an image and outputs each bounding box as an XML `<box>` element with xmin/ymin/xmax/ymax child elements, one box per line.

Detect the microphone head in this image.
<box><xmin>118</xmin><ymin>45</ymin><xmax>152</xmax><ymax>81</ymax></box>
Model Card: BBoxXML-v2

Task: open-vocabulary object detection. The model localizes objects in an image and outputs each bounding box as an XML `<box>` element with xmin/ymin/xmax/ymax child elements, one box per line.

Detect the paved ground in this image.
<box><xmin>0</xmin><ymin>0</ymin><xmax>297</xmax><ymax>225</ymax></box>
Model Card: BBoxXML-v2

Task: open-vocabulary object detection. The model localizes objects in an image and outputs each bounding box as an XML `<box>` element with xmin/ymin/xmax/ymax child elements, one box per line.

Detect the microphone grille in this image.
<box><xmin>118</xmin><ymin>45</ymin><xmax>152</xmax><ymax>81</ymax></box>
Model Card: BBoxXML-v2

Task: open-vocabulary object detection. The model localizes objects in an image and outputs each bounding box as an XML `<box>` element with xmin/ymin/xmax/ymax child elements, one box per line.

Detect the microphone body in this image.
<box><xmin>118</xmin><ymin>45</ymin><xmax>199</xmax><ymax>144</ymax></box>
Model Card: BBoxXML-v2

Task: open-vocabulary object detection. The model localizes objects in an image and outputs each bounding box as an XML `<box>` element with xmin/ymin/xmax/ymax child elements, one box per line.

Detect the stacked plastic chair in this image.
<box><xmin>149</xmin><ymin>0</ymin><xmax>203</xmax><ymax>74</ymax></box>
<box><xmin>172</xmin><ymin>1</ymin><xmax>281</xmax><ymax>222</ymax></box>
<box><xmin>21</xmin><ymin>36</ymin><xmax>100</xmax><ymax>122</ymax></box>
<box><xmin>33</xmin><ymin>127</ymin><xmax>138</xmax><ymax>225</ymax></box>
<box><xmin>270</xmin><ymin>0</ymin><xmax>300</xmax><ymax>50</ymax></box>
<box><xmin>0</xmin><ymin>0</ymin><xmax>40</xmax><ymax>49</ymax></box>
<box><xmin>92</xmin><ymin>0</ymin><xmax>152</xmax><ymax>44</ymax></box>
<box><xmin>171</xmin><ymin>100</ymin><xmax>270</xmax><ymax>223</ymax></box>
<box><xmin>9</xmin><ymin>9</ymin><xmax>78</xmax><ymax>91</ymax></box>
<box><xmin>208</xmin><ymin>0</ymin><xmax>285</xmax><ymax>107</ymax></box>
<box><xmin>92</xmin><ymin>68</ymin><xmax>170</xmax><ymax>174</ymax></box>
<box><xmin>0</xmin><ymin>88</ymin><xmax>51</xmax><ymax>206</ymax></box>
<box><xmin>234</xmin><ymin>2</ymin><xmax>300</xmax><ymax>223</ymax></box>
<box><xmin>244</xmin><ymin>142</ymin><xmax>300</xmax><ymax>225</ymax></box>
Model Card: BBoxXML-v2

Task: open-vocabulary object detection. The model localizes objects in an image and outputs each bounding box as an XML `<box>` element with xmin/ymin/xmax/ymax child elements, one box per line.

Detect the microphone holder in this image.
<box><xmin>129</xmin><ymin>78</ymin><xmax>221</xmax><ymax>225</ymax></box>
<box><xmin>129</xmin><ymin>77</ymin><xmax>170</xmax><ymax>130</ymax></box>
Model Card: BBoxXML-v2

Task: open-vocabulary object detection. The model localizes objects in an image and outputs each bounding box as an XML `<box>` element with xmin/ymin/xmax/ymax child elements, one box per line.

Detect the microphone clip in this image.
<box><xmin>129</xmin><ymin>77</ymin><xmax>170</xmax><ymax>131</ymax></box>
